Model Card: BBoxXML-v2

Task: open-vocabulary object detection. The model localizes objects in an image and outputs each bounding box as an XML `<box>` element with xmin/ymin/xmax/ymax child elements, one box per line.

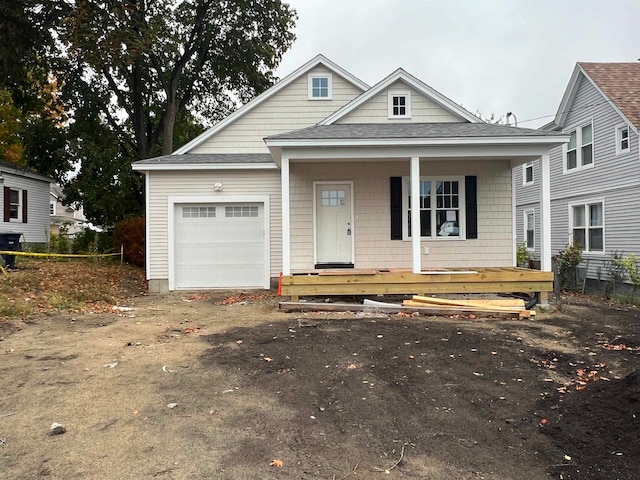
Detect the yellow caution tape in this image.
<box><xmin>0</xmin><ymin>250</ymin><xmax>121</xmax><ymax>258</ymax></box>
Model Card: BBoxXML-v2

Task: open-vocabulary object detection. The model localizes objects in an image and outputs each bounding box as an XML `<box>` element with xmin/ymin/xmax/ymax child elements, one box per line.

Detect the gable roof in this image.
<box><xmin>173</xmin><ymin>54</ymin><xmax>369</xmax><ymax>155</ymax></box>
<box><xmin>319</xmin><ymin>68</ymin><xmax>481</xmax><ymax>125</ymax></box>
<box><xmin>0</xmin><ymin>159</ymin><xmax>52</xmax><ymax>183</ymax></box>
<box><xmin>132</xmin><ymin>153</ymin><xmax>276</xmax><ymax>171</ymax></box>
<box><xmin>551</xmin><ymin>62</ymin><xmax>640</xmax><ymax>132</ymax></box>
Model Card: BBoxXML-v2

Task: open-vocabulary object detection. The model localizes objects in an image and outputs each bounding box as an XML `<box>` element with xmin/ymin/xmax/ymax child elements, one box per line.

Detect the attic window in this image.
<box><xmin>388</xmin><ymin>91</ymin><xmax>411</xmax><ymax>118</ymax></box>
<box><xmin>308</xmin><ymin>74</ymin><xmax>332</xmax><ymax>100</ymax></box>
<box><xmin>616</xmin><ymin>124</ymin><xmax>630</xmax><ymax>155</ymax></box>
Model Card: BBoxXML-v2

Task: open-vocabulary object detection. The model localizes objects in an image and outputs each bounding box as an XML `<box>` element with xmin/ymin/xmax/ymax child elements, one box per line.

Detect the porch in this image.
<box><xmin>280</xmin><ymin>267</ymin><xmax>553</xmax><ymax>303</ymax></box>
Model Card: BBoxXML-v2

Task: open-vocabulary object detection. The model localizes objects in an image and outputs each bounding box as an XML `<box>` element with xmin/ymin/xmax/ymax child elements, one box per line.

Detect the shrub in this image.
<box><xmin>113</xmin><ymin>216</ymin><xmax>145</xmax><ymax>267</ymax></box>
<box><xmin>49</xmin><ymin>225</ymin><xmax>71</xmax><ymax>254</ymax></box>
<box><xmin>516</xmin><ymin>243</ymin><xmax>530</xmax><ymax>268</ymax></box>
<box><xmin>555</xmin><ymin>243</ymin><xmax>583</xmax><ymax>290</ymax></box>
<box><xmin>606</xmin><ymin>250</ymin><xmax>627</xmax><ymax>297</ymax></box>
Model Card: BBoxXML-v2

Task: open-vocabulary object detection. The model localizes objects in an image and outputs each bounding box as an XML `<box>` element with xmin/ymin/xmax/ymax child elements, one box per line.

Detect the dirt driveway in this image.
<box><xmin>1</xmin><ymin>291</ymin><xmax>639</xmax><ymax>480</ymax></box>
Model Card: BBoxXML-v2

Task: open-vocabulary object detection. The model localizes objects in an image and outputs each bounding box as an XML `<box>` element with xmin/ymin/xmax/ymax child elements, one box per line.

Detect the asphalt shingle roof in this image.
<box><xmin>266</xmin><ymin>122</ymin><xmax>563</xmax><ymax>141</ymax></box>
<box><xmin>134</xmin><ymin>153</ymin><xmax>275</xmax><ymax>165</ymax></box>
<box><xmin>579</xmin><ymin>62</ymin><xmax>640</xmax><ymax>128</ymax></box>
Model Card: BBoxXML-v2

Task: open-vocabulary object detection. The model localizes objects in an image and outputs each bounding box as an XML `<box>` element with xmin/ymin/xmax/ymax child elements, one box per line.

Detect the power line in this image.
<box><xmin>515</xmin><ymin>97</ymin><xmax>624</xmax><ymax>126</ymax></box>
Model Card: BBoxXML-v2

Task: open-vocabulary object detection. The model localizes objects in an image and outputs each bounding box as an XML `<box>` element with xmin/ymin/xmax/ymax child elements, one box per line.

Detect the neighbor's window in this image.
<box><xmin>9</xmin><ymin>188</ymin><xmax>20</xmax><ymax>220</ymax></box>
<box><xmin>616</xmin><ymin>124</ymin><xmax>630</xmax><ymax>155</ymax></box>
<box><xmin>388</xmin><ymin>91</ymin><xmax>411</xmax><ymax>118</ymax></box>
<box><xmin>565</xmin><ymin>123</ymin><xmax>593</xmax><ymax>172</ymax></box>
<box><xmin>571</xmin><ymin>201</ymin><xmax>603</xmax><ymax>252</ymax></box>
<box><xmin>523</xmin><ymin>161</ymin><xmax>534</xmax><ymax>185</ymax></box>
<box><xmin>308</xmin><ymin>74</ymin><xmax>332</xmax><ymax>99</ymax></box>
<box><xmin>50</xmin><ymin>202</ymin><xmax>55</xmax><ymax>215</ymax></box>
<box><xmin>403</xmin><ymin>177</ymin><xmax>463</xmax><ymax>239</ymax></box>
<box><xmin>524</xmin><ymin>209</ymin><xmax>535</xmax><ymax>250</ymax></box>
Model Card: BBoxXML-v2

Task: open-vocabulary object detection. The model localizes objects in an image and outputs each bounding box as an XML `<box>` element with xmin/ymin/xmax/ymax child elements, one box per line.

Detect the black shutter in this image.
<box><xmin>3</xmin><ymin>186</ymin><xmax>9</xmax><ymax>222</ymax></box>
<box><xmin>465</xmin><ymin>176</ymin><xmax>477</xmax><ymax>239</ymax></box>
<box><xmin>22</xmin><ymin>189</ymin><xmax>27</xmax><ymax>223</ymax></box>
<box><xmin>390</xmin><ymin>177</ymin><xmax>402</xmax><ymax>240</ymax></box>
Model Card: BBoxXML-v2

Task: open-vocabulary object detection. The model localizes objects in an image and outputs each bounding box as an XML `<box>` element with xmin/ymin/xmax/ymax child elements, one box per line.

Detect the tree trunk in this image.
<box><xmin>162</xmin><ymin>97</ymin><xmax>176</xmax><ymax>155</ymax></box>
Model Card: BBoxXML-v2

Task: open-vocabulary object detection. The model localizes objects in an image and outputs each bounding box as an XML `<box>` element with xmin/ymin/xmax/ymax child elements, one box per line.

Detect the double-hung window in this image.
<box><xmin>524</xmin><ymin>209</ymin><xmax>535</xmax><ymax>250</ymax></box>
<box><xmin>616</xmin><ymin>124</ymin><xmax>630</xmax><ymax>155</ymax></box>
<box><xmin>403</xmin><ymin>177</ymin><xmax>463</xmax><ymax>239</ymax></box>
<box><xmin>9</xmin><ymin>189</ymin><xmax>20</xmax><ymax>221</ymax></box>
<box><xmin>308</xmin><ymin>74</ymin><xmax>332</xmax><ymax>99</ymax></box>
<box><xmin>565</xmin><ymin>123</ymin><xmax>593</xmax><ymax>172</ymax></box>
<box><xmin>523</xmin><ymin>162</ymin><xmax>534</xmax><ymax>185</ymax></box>
<box><xmin>571</xmin><ymin>201</ymin><xmax>604</xmax><ymax>253</ymax></box>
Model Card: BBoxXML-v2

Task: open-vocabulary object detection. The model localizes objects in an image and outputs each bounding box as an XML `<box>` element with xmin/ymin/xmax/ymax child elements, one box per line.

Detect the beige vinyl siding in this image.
<box><xmin>146</xmin><ymin>169</ymin><xmax>282</xmax><ymax>280</ymax></box>
<box><xmin>190</xmin><ymin>67</ymin><xmax>363</xmax><ymax>154</ymax></box>
<box><xmin>290</xmin><ymin>159</ymin><xmax>512</xmax><ymax>271</ymax></box>
<box><xmin>0</xmin><ymin>173</ymin><xmax>50</xmax><ymax>243</ymax></box>
<box><xmin>337</xmin><ymin>80</ymin><xmax>462</xmax><ymax>124</ymax></box>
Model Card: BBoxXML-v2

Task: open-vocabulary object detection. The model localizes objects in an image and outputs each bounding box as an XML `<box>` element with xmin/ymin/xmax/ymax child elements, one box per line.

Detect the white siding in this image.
<box><xmin>146</xmin><ymin>170</ymin><xmax>282</xmax><ymax>281</ymax></box>
<box><xmin>190</xmin><ymin>66</ymin><xmax>363</xmax><ymax>154</ymax></box>
<box><xmin>337</xmin><ymin>80</ymin><xmax>462</xmax><ymax>124</ymax></box>
<box><xmin>290</xmin><ymin>159</ymin><xmax>512</xmax><ymax>271</ymax></box>
<box><xmin>1</xmin><ymin>173</ymin><xmax>50</xmax><ymax>243</ymax></box>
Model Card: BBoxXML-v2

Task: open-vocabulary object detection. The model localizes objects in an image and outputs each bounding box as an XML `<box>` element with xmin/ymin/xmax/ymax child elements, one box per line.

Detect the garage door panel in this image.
<box><xmin>174</xmin><ymin>202</ymin><xmax>265</xmax><ymax>289</ymax></box>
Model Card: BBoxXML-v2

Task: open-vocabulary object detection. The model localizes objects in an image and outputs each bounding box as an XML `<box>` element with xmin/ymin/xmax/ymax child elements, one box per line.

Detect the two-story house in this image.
<box><xmin>515</xmin><ymin>62</ymin><xmax>640</xmax><ymax>282</ymax></box>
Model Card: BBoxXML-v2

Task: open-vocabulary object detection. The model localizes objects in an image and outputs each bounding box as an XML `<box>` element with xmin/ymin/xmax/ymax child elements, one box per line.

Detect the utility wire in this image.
<box><xmin>515</xmin><ymin>97</ymin><xmax>623</xmax><ymax>126</ymax></box>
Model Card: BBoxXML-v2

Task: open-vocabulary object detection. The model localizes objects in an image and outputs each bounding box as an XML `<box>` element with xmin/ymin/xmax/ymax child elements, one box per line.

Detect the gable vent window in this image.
<box><xmin>308</xmin><ymin>74</ymin><xmax>332</xmax><ymax>100</ymax></box>
<box><xmin>388</xmin><ymin>91</ymin><xmax>411</xmax><ymax>118</ymax></box>
<box><xmin>523</xmin><ymin>161</ymin><xmax>534</xmax><ymax>185</ymax></box>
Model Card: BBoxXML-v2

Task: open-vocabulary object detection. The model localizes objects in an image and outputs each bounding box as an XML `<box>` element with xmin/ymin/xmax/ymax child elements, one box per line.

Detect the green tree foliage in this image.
<box><xmin>0</xmin><ymin>0</ymin><xmax>297</xmax><ymax>226</ymax></box>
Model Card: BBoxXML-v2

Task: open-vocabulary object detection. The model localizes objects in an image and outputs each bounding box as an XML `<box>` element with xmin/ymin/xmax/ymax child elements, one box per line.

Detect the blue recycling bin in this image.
<box><xmin>0</xmin><ymin>232</ymin><xmax>22</xmax><ymax>268</ymax></box>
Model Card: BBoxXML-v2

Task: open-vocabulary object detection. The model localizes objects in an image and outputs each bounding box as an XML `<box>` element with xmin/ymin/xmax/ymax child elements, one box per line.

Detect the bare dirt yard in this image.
<box><xmin>1</xmin><ymin>259</ymin><xmax>640</xmax><ymax>479</ymax></box>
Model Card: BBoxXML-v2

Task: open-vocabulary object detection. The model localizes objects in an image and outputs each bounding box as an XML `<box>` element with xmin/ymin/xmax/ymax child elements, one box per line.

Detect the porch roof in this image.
<box><xmin>265</xmin><ymin>122</ymin><xmax>564</xmax><ymax>141</ymax></box>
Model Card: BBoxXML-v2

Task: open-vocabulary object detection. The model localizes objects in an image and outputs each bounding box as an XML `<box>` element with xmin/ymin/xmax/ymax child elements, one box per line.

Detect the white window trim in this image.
<box><xmin>524</xmin><ymin>208</ymin><xmax>535</xmax><ymax>251</ymax></box>
<box><xmin>308</xmin><ymin>73</ymin><xmax>332</xmax><ymax>100</ymax></box>
<box><xmin>568</xmin><ymin>198</ymin><xmax>605</xmax><ymax>254</ymax></box>
<box><xmin>523</xmin><ymin>161</ymin><xmax>534</xmax><ymax>186</ymax></box>
<box><xmin>8</xmin><ymin>188</ymin><xmax>22</xmax><ymax>223</ymax></box>
<box><xmin>388</xmin><ymin>90</ymin><xmax>411</xmax><ymax>119</ymax></box>
<box><xmin>401</xmin><ymin>176</ymin><xmax>465</xmax><ymax>241</ymax></box>
<box><xmin>615</xmin><ymin>123</ymin><xmax>630</xmax><ymax>155</ymax></box>
<box><xmin>562</xmin><ymin>120</ymin><xmax>594</xmax><ymax>174</ymax></box>
<box><xmin>50</xmin><ymin>201</ymin><xmax>56</xmax><ymax>216</ymax></box>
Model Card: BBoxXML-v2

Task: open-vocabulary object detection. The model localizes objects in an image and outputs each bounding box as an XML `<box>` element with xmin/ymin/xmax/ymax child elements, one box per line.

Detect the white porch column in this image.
<box><xmin>281</xmin><ymin>157</ymin><xmax>291</xmax><ymax>275</ymax></box>
<box><xmin>540</xmin><ymin>153</ymin><xmax>552</xmax><ymax>272</ymax></box>
<box><xmin>410</xmin><ymin>156</ymin><xmax>422</xmax><ymax>273</ymax></box>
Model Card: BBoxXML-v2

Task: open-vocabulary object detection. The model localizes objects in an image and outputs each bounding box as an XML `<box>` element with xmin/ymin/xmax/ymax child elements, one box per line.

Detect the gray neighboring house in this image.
<box><xmin>0</xmin><ymin>159</ymin><xmax>51</xmax><ymax>244</ymax></box>
<box><xmin>515</xmin><ymin>62</ymin><xmax>640</xmax><ymax>281</ymax></box>
<box><xmin>50</xmin><ymin>184</ymin><xmax>88</xmax><ymax>236</ymax></box>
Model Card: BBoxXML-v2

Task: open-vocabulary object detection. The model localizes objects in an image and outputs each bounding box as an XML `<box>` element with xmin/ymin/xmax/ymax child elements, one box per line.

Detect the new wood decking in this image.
<box><xmin>280</xmin><ymin>267</ymin><xmax>553</xmax><ymax>302</ymax></box>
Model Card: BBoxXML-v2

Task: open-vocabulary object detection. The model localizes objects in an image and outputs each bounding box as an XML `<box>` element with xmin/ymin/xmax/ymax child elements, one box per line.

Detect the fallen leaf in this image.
<box><xmin>540</xmin><ymin>418</ymin><xmax>548</xmax><ymax>425</ymax></box>
<box><xmin>270</xmin><ymin>459</ymin><xmax>283</xmax><ymax>467</ymax></box>
<box><xmin>347</xmin><ymin>364</ymin><xmax>357</xmax><ymax>370</ymax></box>
<box><xmin>264</xmin><ymin>357</ymin><xmax>273</xmax><ymax>362</ymax></box>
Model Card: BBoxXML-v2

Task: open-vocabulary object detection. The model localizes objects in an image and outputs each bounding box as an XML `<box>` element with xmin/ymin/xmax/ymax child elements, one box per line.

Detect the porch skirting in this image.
<box><xmin>280</xmin><ymin>267</ymin><xmax>553</xmax><ymax>301</ymax></box>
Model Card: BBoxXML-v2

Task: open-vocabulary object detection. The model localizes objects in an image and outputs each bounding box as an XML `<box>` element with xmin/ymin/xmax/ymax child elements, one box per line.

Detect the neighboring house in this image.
<box><xmin>0</xmin><ymin>159</ymin><xmax>51</xmax><ymax>244</ymax></box>
<box><xmin>133</xmin><ymin>55</ymin><xmax>568</xmax><ymax>293</ymax></box>
<box><xmin>515</xmin><ymin>62</ymin><xmax>640</xmax><ymax>281</ymax></box>
<box><xmin>50</xmin><ymin>184</ymin><xmax>88</xmax><ymax>236</ymax></box>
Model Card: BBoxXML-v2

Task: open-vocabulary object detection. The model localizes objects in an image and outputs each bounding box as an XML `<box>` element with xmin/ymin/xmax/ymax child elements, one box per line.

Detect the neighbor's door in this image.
<box><xmin>315</xmin><ymin>183</ymin><xmax>353</xmax><ymax>265</ymax></box>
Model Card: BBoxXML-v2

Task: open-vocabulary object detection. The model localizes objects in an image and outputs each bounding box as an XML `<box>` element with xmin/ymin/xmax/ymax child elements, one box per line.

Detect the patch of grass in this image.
<box><xmin>0</xmin><ymin>257</ymin><xmax>146</xmax><ymax>320</ymax></box>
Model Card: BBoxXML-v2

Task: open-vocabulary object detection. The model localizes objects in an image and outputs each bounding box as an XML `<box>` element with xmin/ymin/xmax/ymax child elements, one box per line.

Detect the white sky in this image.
<box><xmin>276</xmin><ymin>0</ymin><xmax>639</xmax><ymax>128</ymax></box>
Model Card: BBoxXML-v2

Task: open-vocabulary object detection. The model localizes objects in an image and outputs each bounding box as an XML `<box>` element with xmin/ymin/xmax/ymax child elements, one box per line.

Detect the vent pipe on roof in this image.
<box><xmin>505</xmin><ymin>112</ymin><xmax>518</xmax><ymax>127</ymax></box>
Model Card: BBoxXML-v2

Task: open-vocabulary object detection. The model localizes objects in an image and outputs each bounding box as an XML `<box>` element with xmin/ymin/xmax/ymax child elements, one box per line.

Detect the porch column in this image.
<box><xmin>281</xmin><ymin>156</ymin><xmax>291</xmax><ymax>275</ymax></box>
<box><xmin>410</xmin><ymin>156</ymin><xmax>422</xmax><ymax>273</ymax></box>
<box><xmin>540</xmin><ymin>153</ymin><xmax>552</xmax><ymax>272</ymax></box>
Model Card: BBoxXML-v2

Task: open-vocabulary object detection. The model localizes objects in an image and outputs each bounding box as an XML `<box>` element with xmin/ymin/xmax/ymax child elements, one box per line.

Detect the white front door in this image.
<box><xmin>315</xmin><ymin>182</ymin><xmax>353</xmax><ymax>265</ymax></box>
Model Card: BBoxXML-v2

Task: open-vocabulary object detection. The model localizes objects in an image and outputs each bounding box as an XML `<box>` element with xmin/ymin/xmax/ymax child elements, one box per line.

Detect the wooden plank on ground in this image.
<box><xmin>410</xmin><ymin>296</ymin><xmax>525</xmax><ymax>308</ymax></box>
<box><xmin>402</xmin><ymin>300</ymin><xmax>534</xmax><ymax>316</ymax></box>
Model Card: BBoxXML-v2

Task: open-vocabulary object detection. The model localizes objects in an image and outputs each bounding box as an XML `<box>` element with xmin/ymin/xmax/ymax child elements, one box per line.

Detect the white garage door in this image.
<box><xmin>174</xmin><ymin>203</ymin><xmax>265</xmax><ymax>289</ymax></box>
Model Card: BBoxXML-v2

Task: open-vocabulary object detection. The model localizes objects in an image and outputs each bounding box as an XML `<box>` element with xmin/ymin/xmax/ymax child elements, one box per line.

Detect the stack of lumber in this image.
<box><xmin>402</xmin><ymin>295</ymin><xmax>535</xmax><ymax>319</ymax></box>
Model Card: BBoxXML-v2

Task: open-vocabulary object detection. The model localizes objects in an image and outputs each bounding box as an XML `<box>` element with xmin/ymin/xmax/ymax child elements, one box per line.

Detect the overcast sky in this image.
<box><xmin>276</xmin><ymin>0</ymin><xmax>639</xmax><ymax>128</ymax></box>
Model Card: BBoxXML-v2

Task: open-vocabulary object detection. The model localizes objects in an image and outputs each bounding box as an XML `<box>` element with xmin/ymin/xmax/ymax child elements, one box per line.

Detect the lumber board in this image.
<box><xmin>410</xmin><ymin>296</ymin><xmax>526</xmax><ymax>308</ymax></box>
<box><xmin>403</xmin><ymin>300</ymin><xmax>535</xmax><ymax>316</ymax></box>
<box><xmin>278</xmin><ymin>302</ymin><xmax>527</xmax><ymax>318</ymax></box>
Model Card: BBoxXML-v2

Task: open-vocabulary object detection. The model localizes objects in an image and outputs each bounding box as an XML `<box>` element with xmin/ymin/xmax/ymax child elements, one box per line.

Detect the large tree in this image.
<box><xmin>0</xmin><ymin>0</ymin><xmax>297</xmax><ymax>226</ymax></box>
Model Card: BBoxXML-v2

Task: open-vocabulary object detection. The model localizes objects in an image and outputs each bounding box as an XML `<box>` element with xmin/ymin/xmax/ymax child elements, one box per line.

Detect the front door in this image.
<box><xmin>315</xmin><ymin>182</ymin><xmax>353</xmax><ymax>266</ymax></box>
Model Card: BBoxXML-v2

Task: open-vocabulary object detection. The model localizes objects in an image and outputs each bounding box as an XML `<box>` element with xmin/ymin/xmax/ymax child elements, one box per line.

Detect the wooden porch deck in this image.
<box><xmin>280</xmin><ymin>267</ymin><xmax>553</xmax><ymax>302</ymax></box>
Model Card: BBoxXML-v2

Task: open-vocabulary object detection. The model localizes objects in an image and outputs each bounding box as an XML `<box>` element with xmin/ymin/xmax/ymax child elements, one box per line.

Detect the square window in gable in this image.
<box><xmin>308</xmin><ymin>74</ymin><xmax>332</xmax><ymax>100</ymax></box>
<box><xmin>388</xmin><ymin>91</ymin><xmax>411</xmax><ymax>118</ymax></box>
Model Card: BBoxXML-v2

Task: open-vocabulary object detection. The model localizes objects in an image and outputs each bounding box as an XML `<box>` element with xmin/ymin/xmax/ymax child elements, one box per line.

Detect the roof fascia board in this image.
<box><xmin>132</xmin><ymin>163</ymin><xmax>278</xmax><ymax>172</ymax></box>
<box><xmin>173</xmin><ymin>54</ymin><xmax>369</xmax><ymax>155</ymax></box>
<box><xmin>265</xmin><ymin>134</ymin><xmax>570</xmax><ymax>149</ymax></box>
<box><xmin>0</xmin><ymin>166</ymin><xmax>52</xmax><ymax>183</ymax></box>
<box><xmin>320</xmin><ymin>68</ymin><xmax>480</xmax><ymax>125</ymax></box>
